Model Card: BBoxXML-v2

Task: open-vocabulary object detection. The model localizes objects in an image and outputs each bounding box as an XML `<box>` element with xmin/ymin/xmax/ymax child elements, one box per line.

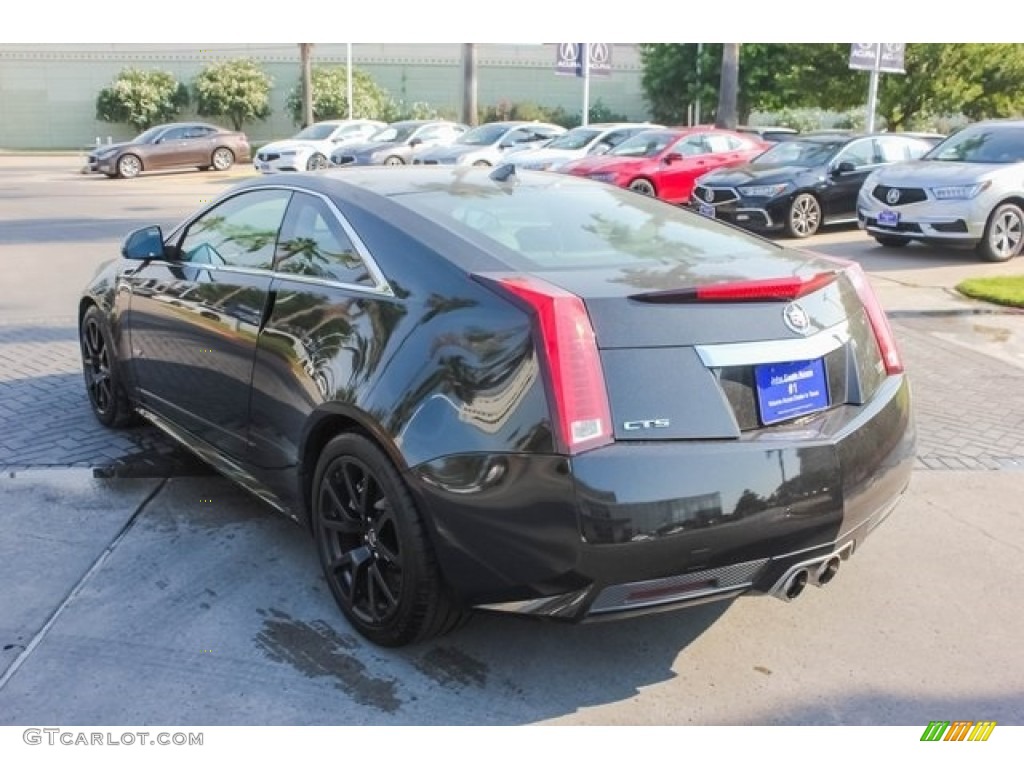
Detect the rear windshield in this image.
<box><xmin>394</xmin><ymin>182</ymin><xmax>782</xmax><ymax>274</ymax></box>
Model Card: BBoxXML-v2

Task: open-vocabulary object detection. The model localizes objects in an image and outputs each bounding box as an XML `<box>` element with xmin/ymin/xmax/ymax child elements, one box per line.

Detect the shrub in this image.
<box><xmin>286</xmin><ymin>66</ymin><xmax>393</xmax><ymax>124</ymax></box>
<box><xmin>193</xmin><ymin>58</ymin><xmax>273</xmax><ymax>131</ymax></box>
<box><xmin>96</xmin><ymin>68</ymin><xmax>189</xmax><ymax>131</ymax></box>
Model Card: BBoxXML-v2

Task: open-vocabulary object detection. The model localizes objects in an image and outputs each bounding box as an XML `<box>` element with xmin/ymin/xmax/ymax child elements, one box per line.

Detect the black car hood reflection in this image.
<box><xmin>701</xmin><ymin>163</ymin><xmax>824</xmax><ymax>187</ymax></box>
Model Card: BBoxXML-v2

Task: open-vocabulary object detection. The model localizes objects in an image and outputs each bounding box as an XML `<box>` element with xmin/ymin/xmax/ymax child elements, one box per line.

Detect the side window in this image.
<box><xmin>416</xmin><ymin>125</ymin><xmax>443</xmax><ymax>142</ymax></box>
<box><xmin>835</xmin><ymin>140</ymin><xmax>875</xmax><ymax>168</ymax></box>
<box><xmin>179</xmin><ymin>189</ymin><xmax>291</xmax><ymax>270</ymax></box>
<box><xmin>705</xmin><ymin>134</ymin><xmax>734</xmax><ymax>153</ymax></box>
<box><xmin>673</xmin><ymin>135</ymin><xmax>707</xmax><ymax>156</ymax></box>
<box><xmin>876</xmin><ymin>137</ymin><xmax>911</xmax><ymax>163</ymax></box>
<box><xmin>502</xmin><ymin>128</ymin><xmax>532</xmax><ymax>147</ymax></box>
<box><xmin>160</xmin><ymin>127</ymin><xmax>188</xmax><ymax>142</ymax></box>
<box><xmin>183</xmin><ymin>126</ymin><xmax>212</xmax><ymax>139</ymax></box>
<box><xmin>275</xmin><ymin>192</ymin><xmax>373</xmax><ymax>286</ymax></box>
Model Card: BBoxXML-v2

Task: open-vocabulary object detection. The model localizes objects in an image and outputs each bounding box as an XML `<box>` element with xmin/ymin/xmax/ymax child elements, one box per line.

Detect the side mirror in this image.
<box><xmin>121</xmin><ymin>226</ymin><xmax>166</xmax><ymax>260</ymax></box>
<box><xmin>591</xmin><ymin>142</ymin><xmax>612</xmax><ymax>156</ymax></box>
<box><xmin>833</xmin><ymin>160</ymin><xmax>857</xmax><ymax>175</ymax></box>
<box><xmin>663</xmin><ymin>152</ymin><xmax>683</xmax><ymax>164</ymax></box>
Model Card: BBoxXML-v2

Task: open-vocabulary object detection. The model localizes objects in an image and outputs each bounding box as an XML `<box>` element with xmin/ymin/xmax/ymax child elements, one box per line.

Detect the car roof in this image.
<box><xmin>238</xmin><ymin>165</ymin><xmax>597</xmax><ymax>200</ymax></box>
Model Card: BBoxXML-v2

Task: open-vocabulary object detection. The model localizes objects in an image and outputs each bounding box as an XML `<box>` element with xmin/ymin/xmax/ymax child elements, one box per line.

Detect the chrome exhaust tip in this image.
<box><xmin>815</xmin><ymin>556</ymin><xmax>841</xmax><ymax>586</ymax></box>
<box><xmin>783</xmin><ymin>569</ymin><xmax>809</xmax><ymax>600</ymax></box>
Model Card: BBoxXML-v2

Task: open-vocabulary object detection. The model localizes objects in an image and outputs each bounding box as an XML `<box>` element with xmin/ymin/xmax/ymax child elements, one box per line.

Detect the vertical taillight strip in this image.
<box><xmin>479</xmin><ymin>274</ymin><xmax>613</xmax><ymax>455</ymax></box>
<box><xmin>843</xmin><ymin>263</ymin><xmax>904</xmax><ymax>374</ymax></box>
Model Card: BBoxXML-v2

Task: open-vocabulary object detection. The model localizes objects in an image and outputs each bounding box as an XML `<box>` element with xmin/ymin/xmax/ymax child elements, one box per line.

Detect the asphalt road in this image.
<box><xmin>0</xmin><ymin>156</ymin><xmax>1022</xmax><ymax>726</ymax></box>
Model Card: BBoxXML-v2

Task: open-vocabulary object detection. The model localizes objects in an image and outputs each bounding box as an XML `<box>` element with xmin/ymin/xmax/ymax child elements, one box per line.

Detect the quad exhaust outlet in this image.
<box><xmin>771</xmin><ymin>544</ymin><xmax>853</xmax><ymax>601</ymax></box>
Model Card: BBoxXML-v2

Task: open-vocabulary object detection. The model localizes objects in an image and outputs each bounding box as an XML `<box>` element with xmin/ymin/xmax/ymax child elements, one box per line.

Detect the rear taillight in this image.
<box><xmin>481</xmin><ymin>275</ymin><xmax>613</xmax><ymax>455</ymax></box>
<box><xmin>843</xmin><ymin>263</ymin><xmax>904</xmax><ymax>374</ymax></box>
<box><xmin>630</xmin><ymin>272</ymin><xmax>838</xmax><ymax>303</ymax></box>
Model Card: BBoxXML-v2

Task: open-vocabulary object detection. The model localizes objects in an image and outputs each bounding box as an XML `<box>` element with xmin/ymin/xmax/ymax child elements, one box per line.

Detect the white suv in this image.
<box><xmin>858</xmin><ymin>120</ymin><xmax>1024</xmax><ymax>261</ymax></box>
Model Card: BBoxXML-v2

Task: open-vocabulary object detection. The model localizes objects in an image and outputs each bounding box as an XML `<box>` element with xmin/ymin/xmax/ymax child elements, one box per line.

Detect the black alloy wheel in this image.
<box><xmin>80</xmin><ymin>306</ymin><xmax>136</xmax><ymax>427</ymax></box>
<box><xmin>312</xmin><ymin>433</ymin><xmax>466</xmax><ymax>646</ymax></box>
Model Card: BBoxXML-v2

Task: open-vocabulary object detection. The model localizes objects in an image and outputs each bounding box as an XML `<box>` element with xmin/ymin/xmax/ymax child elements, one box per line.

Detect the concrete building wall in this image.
<box><xmin>0</xmin><ymin>43</ymin><xmax>649</xmax><ymax>149</ymax></box>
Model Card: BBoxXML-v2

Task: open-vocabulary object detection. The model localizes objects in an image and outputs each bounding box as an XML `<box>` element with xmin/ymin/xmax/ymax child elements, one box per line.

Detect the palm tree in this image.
<box><xmin>715</xmin><ymin>44</ymin><xmax>740</xmax><ymax>129</ymax></box>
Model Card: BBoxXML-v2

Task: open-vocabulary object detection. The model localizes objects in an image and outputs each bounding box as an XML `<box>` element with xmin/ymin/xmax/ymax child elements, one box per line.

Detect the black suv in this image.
<box><xmin>692</xmin><ymin>133</ymin><xmax>932</xmax><ymax>238</ymax></box>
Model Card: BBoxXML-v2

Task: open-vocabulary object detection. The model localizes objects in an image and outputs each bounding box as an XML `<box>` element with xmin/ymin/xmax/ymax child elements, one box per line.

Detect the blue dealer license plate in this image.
<box><xmin>755</xmin><ymin>358</ymin><xmax>830</xmax><ymax>425</ymax></box>
<box><xmin>699</xmin><ymin>202</ymin><xmax>716</xmax><ymax>218</ymax></box>
<box><xmin>877</xmin><ymin>209</ymin><xmax>900</xmax><ymax>227</ymax></box>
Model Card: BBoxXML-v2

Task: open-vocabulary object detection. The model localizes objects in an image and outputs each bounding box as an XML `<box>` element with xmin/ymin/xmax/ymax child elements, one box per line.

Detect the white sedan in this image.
<box><xmin>254</xmin><ymin>120</ymin><xmax>385</xmax><ymax>173</ymax></box>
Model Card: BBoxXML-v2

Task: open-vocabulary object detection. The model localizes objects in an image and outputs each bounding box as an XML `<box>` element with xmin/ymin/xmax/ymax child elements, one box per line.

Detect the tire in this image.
<box><xmin>307</xmin><ymin>153</ymin><xmax>328</xmax><ymax>171</ymax></box>
<box><xmin>312</xmin><ymin>433</ymin><xmax>466</xmax><ymax>647</ymax></box>
<box><xmin>383</xmin><ymin>156</ymin><xmax>404</xmax><ymax>167</ymax></box>
<box><xmin>211</xmin><ymin>147</ymin><xmax>235</xmax><ymax>172</ymax></box>
<box><xmin>80</xmin><ymin>305</ymin><xmax>138</xmax><ymax>428</ymax></box>
<box><xmin>628</xmin><ymin>178</ymin><xmax>656</xmax><ymax>196</ymax></box>
<box><xmin>785</xmin><ymin>193</ymin><xmax>822</xmax><ymax>238</ymax></box>
<box><xmin>976</xmin><ymin>202</ymin><xmax>1024</xmax><ymax>262</ymax></box>
<box><xmin>873</xmin><ymin>234</ymin><xmax>911</xmax><ymax>248</ymax></box>
<box><xmin>116</xmin><ymin>154</ymin><xmax>142</xmax><ymax>179</ymax></box>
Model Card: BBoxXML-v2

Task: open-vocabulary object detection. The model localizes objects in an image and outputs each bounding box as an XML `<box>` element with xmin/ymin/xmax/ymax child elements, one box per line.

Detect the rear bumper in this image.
<box><xmin>409</xmin><ymin>374</ymin><xmax>914</xmax><ymax>622</ymax></box>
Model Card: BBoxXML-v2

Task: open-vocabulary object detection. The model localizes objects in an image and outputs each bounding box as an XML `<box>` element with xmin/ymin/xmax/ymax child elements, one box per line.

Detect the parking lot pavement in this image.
<box><xmin>0</xmin><ymin>468</ymin><xmax>1021</xmax><ymax>725</ymax></box>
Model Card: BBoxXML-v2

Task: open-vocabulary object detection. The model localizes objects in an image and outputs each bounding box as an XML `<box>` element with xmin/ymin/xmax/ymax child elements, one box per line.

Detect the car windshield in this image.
<box><xmin>546</xmin><ymin>128</ymin><xmax>601</xmax><ymax>150</ymax></box>
<box><xmin>753</xmin><ymin>140</ymin><xmax>844</xmax><ymax>167</ymax></box>
<box><xmin>924</xmin><ymin>125</ymin><xmax>1024</xmax><ymax>164</ymax></box>
<box><xmin>397</xmin><ymin>182</ymin><xmax>785</xmax><ymax>277</ymax></box>
<box><xmin>134</xmin><ymin>127</ymin><xmax>165</xmax><ymax>144</ymax></box>
<box><xmin>293</xmin><ymin>124</ymin><xmax>337</xmax><ymax>141</ymax></box>
<box><xmin>608</xmin><ymin>131</ymin><xmax>677</xmax><ymax>158</ymax></box>
<box><xmin>458</xmin><ymin>124</ymin><xmax>509</xmax><ymax>146</ymax></box>
<box><xmin>371</xmin><ymin>124</ymin><xmax>419</xmax><ymax>143</ymax></box>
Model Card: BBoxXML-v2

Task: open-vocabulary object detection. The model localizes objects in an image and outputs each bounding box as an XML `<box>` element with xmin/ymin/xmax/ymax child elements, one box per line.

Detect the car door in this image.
<box><xmin>124</xmin><ymin>188</ymin><xmax>292</xmax><ymax>458</ymax></box>
<box><xmin>820</xmin><ymin>138</ymin><xmax>878</xmax><ymax>219</ymax></box>
<box><xmin>247</xmin><ymin>190</ymin><xmax>393</xmax><ymax>478</ymax></box>
<box><xmin>143</xmin><ymin>126</ymin><xmax>191</xmax><ymax>169</ymax></box>
<box><xmin>658</xmin><ymin>134</ymin><xmax>713</xmax><ymax>203</ymax></box>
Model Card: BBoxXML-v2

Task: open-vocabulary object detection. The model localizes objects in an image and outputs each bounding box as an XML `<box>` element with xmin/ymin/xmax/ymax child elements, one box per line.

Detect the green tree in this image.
<box><xmin>640</xmin><ymin>44</ymin><xmax>863</xmax><ymax>124</ymax></box>
<box><xmin>95</xmin><ymin>68</ymin><xmax>189</xmax><ymax>131</ymax></box>
<box><xmin>876</xmin><ymin>44</ymin><xmax>1024</xmax><ymax>129</ymax></box>
<box><xmin>193</xmin><ymin>58</ymin><xmax>273</xmax><ymax>131</ymax></box>
<box><xmin>286</xmin><ymin>66</ymin><xmax>393</xmax><ymax>124</ymax></box>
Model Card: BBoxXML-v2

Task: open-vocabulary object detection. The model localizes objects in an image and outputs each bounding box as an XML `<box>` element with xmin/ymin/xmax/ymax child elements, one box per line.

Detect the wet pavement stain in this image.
<box><xmin>972</xmin><ymin>323</ymin><xmax>1012</xmax><ymax>343</ymax></box>
<box><xmin>414</xmin><ymin>646</ymin><xmax>489</xmax><ymax>689</ymax></box>
<box><xmin>254</xmin><ymin>608</ymin><xmax>400</xmax><ymax>713</ymax></box>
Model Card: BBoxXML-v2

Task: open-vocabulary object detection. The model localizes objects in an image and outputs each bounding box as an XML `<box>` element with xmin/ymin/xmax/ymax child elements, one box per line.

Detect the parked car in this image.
<box><xmin>894</xmin><ymin>131</ymin><xmax>947</xmax><ymax>148</ymax></box>
<box><xmin>80</xmin><ymin>166</ymin><xmax>914</xmax><ymax>646</ymax></box>
<box><xmin>329</xmin><ymin>120</ymin><xmax>467</xmax><ymax>167</ymax></box>
<box><xmin>736</xmin><ymin>125</ymin><xmax>800</xmax><ymax>144</ymax></box>
<box><xmin>693</xmin><ymin>133</ymin><xmax>932</xmax><ymax>238</ymax></box>
<box><xmin>412</xmin><ymin>121</ymin><xmax>565</xmax><ymax>167</ymax></box>
<box><xmin>859</xmin><ymin>120</ymin><xmax>1024</xmax><ymax>260</ymax></box>
<box><xmin>85</xmin><ymin>122</ymin><xmax>251</xmax><ymax>179</ymax></box>
<box><xmin>506</xmin><ymin>122</ymin><xmax>663</xmax><ymax>172</ymax></box>
<box><xmin>254</xmin><ymin>120</ymin><xmax>385</xmax><ymax>173</ymax></box>
<box><xmin>559</xmin><ymin>127</ymin><xmax>767</xmax><ymax>204</ymax></box>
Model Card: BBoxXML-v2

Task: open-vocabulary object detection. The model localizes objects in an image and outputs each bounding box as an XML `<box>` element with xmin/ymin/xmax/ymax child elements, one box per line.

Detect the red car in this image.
<box><xmin>559</xmin><ymin>127</ymin><xmax>767</xmax><ymax>204</ymax></box>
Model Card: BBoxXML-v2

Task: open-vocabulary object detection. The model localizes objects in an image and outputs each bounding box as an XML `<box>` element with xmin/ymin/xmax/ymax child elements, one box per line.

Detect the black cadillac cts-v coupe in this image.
<box><xmin>79</xmin><ymin>166</ymin><xmax>915</xmax><ymax>646</ymax></box>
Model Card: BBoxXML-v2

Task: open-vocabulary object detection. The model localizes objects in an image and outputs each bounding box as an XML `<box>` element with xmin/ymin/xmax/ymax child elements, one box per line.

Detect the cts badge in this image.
<box><xmin>623</xmin><ymin>418</ymin><xmax>671</xmax><ymax>431</ymax></box>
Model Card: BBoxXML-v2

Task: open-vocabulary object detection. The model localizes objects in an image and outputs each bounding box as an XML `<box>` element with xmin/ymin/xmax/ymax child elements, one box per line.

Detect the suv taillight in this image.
<box><xmin>479</xmin><ymin>274</ymin><xmax>613</xmax><ymax>455</ymax></box>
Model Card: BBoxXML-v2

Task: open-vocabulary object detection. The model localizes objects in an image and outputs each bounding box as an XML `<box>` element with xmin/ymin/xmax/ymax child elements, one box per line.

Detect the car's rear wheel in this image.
<box><xmin>383</xmin><ymin>156</ymin><xmax>404</xmax><ymax>166</ymax></box>
<box><xmin>312</xmin><ymin>433</ymin><xmax>466</xmax><ymax>647</ymax></box>
<box><xmin>116</xmin><ymin>154</ymin><xmax>142</xmax><ymax>179</ymax></box>
<box><xmin>211</xmin><ymin>147</ymin><xmax>235</xmax><ymax>171</ymax></box>
<box><xmin>977</xmin><ymin>202</ymin><xmax>1024</xmax><ymax>262</ymax></box>
<box><xmin>80</xmin><ymin>306</ymin><xmax>137</xmax><ymax>428</ymax></box>
<box><xmin>785</xmin><ymin>193</ymin><xmax>821</xmax><ymax>238</ymax></box>
<box><xmin>873</xmin><ymin>234</ymin><xmax>911</xmax><ymax>248</ymax></box>
<box><xmin>307</xmin><ymin>153</ymin><xmax>328</xmax><ymax>171</ymax></box>
<box><xmin>628</xmin><ymin>178</ymin><xmax>656</xmax><ymax>196</ymax></box>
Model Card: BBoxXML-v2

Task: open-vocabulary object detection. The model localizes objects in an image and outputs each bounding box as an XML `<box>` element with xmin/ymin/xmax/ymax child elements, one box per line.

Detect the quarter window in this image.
<box><xmin>178</xmin><ymin>189</ymin><xmax>291</xmax><ymax>270</ymax></box>
<box><xmin>275</xmin><ymin>192</ymin><xmax>373</xmax><ymax>286</ymax></box>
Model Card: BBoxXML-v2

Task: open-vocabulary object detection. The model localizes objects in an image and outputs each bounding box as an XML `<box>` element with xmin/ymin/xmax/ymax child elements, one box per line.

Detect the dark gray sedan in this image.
<box><xmin>329</xmin><ymin>120</ymin><xmax>466</xmax><ymax>167</ymax></box>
